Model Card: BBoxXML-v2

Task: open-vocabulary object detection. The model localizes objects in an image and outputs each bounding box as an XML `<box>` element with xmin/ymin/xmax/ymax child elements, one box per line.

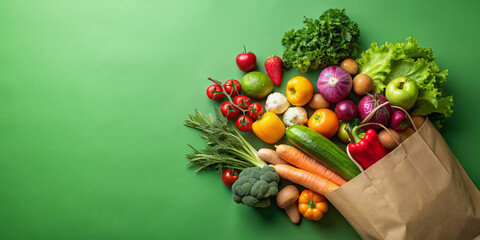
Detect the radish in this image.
<box><xmin>358</xmin><ymin>93</ymin><xmax>392</xmax><ymax>130</ymax></box>
<box><xmin>317</xmin><ymin>66</ymin><xmax>352</xmax><ymax>102</ymax></box>
<box><xmin>389</xmin><ymin>109</ymin><xmax>410</xmax><ymax>132</ymax></box>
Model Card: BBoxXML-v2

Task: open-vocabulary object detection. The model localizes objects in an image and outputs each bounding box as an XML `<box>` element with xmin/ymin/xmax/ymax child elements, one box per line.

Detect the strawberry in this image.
<box><xmin>264</xmin><ymin>55</ymin><xmax>283</xmax><ymax>86</ymax></box>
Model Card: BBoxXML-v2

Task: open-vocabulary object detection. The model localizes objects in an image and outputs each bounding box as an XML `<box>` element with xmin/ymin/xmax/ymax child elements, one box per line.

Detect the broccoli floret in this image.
<box><xmin>231</xmin><ymin>166</ymin><xmax>280</xmax><ymax>208</ymax></box>
<box><xmin>242</xmin><ymin>196</ymin><xmax>259</xmax><ymax>206</ymax></box>
<box><xmin>267</xmin><ymin>181</ymin><xmax>278</xmax><ymax>196</ymax></box>
<box><xmin>260</xmin><ymin>171</ymin><xmax>279</xmax><ymax>182</ymax></box>
<box><xmin>239</xmin><ymin>167</ymin><xmax>255</xmax><ymax>177</ymax></box>
<box><xmin>233</xmin><ymin>194</ymin><xmax>242</xmax><ymax>204</ymax></box>
<box><xmin>244</xmin><ymin>167</ymin><xmax>261</xmax><ymax>178</ymax></box>
<box><xmin>260</xmin><ymin>165</ymin><xmax>275</xmax><ymax>174</ymax></box>
<box><xmin>248</xmin><ymin>178</ymin><xmax>258</xmax><ymax>185</ymax></box>
<box><xmin>253</xmin><ymin>198</ymin><xmax>271</xmax><ymax>208</ymax></box>
<box><xmin>251</xmin><ymin>180</ymin><xmax>269</xmax><ymax>198</ymax></box>
<box><xmin>235</xmin><ymin>181</ymin><xmax>252</xmax><ymax>196</ymax></box>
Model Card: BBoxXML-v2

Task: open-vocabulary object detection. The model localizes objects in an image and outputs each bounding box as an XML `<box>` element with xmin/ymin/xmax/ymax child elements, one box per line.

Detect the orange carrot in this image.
<box><xmin>276</xmin><ymin>144</ymin><xmax>347</xmax><ymax>186</ymax></box>
<box><xmin>274</xmin><ymin>164</ymin><xmax>339</xmax><ymax>195</ymax></box>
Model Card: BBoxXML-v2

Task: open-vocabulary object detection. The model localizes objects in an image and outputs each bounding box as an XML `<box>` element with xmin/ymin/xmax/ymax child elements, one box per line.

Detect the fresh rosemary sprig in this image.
<box><xmin>184</xmin><ymin>109</ymin><xmax>266</xmax><ymax>172</ymax></box>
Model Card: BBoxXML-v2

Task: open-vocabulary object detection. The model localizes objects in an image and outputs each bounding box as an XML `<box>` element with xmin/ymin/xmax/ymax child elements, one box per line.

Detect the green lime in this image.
<box><xmin>240</xmin><ymin>71</ymin><xmax>274</xmax><ymax>99</ymax></box>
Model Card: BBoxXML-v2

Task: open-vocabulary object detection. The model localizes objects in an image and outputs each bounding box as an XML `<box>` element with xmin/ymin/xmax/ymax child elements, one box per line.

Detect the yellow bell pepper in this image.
<box><xmin>286</xmin><ymin>76</ymin><xmax>314</xmax><ymax>106</ymax></box>
<box><xmin>252</xmin><ymin>112</ymin><xmax>286</xmax><ymax>144</ymax></box>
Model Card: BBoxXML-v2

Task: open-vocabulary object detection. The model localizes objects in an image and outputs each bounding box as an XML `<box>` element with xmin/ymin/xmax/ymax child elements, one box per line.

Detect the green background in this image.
<box><xmin>1</xmin><ymin>0</ymin><xmax>479</xmax><ymax>239</ymax></box>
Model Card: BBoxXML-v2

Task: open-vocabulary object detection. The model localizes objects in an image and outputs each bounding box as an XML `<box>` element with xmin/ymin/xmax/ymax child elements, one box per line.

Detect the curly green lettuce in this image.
<box><xmin>281</xmin><ymin>8</ymin><xmax>360</xmax><ymax>73</ymax></box>
<box><xmin>356</xmin><ymin>37</ymin><xmax>453</xmax><ymax>128</ymax></box>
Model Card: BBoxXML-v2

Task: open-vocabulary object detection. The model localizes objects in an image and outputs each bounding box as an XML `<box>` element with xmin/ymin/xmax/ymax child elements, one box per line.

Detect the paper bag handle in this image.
<box><xmin>357</xmin><ymin>122</ymin><xmax>401</xmax><ymax>145</ymax></box>
<box><xmin>346</xmin><ymin>101</ymin><xmax>418</xmax><ymax>172</ymax></box>
<box><xmin>359</xmin><ymin>101</ymin><xmax>418</xmax><ymax>132</ymax></box>
<box><xmin>346</xmin><ymin>122</ymin><xmax>400</xmax><ymax>172</ymax></box>
<box><xmin>391</xmin><ymin>105</ymin><xmax>418</xmax><ymax>132</ymax></box>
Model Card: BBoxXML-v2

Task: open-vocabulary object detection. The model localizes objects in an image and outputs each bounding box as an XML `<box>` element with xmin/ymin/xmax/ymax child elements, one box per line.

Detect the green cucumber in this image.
<box><xmin>286</xmin><ymin>125</ymin><xmax>361</xmax><ymax>180</ymax></box>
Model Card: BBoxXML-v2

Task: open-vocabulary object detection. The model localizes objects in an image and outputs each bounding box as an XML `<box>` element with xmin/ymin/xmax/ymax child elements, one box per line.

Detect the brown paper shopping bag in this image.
<box><xmin>325</xmin><ymin>117</ymin><xmax>480</xmax><ymax>240</ymax></box>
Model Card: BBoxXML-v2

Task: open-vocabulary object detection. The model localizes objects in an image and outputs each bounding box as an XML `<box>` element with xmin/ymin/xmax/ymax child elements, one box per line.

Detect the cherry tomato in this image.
<box><xmin>221</xmin><ymin>169</ymin><xmax>239</xmax><ymax>187</ymax></box>
<box><xmin>223</xmin><ymin>79</ymin><xmax>241</xmax><ymax>97</ymax></box>
<box><xmin>220</xmin><ymin>101</ymin><xmax>240</xmax><ymax>119</ymax></box>
<box><xmin>247</xmin><ymin>102</ymin><xmax>264</xmax><ymax>120</ymax></box>
<box><xmin>232</xmin><ymin>95</ymin><xmax>251</xmax><ymax>110</ymax></box>
<box><xmin>206</xmin><ymin>84</ymin><xmax>224</xmax><ymax>100</ymax></box>
<box><xmin>236</xmin><ymin>115</ymin><xmax>253</xmax><ymax>132</ymax></box>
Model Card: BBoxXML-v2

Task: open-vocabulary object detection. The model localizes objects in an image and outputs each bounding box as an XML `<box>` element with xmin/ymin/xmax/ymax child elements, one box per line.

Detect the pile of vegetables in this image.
<box><xmin>356</xmin><ymin>37</ymin><xmax>453</xmax><ymax>128</ymax></box>
<box><xmin>207</xmin><ymin>78</ymin><xmax>265</xmax><ymax>132</ymax></box>
<box><xmin>184</xmin><ymin>7</ymin><xmax>455</xmax><ymax>226</ymax></box>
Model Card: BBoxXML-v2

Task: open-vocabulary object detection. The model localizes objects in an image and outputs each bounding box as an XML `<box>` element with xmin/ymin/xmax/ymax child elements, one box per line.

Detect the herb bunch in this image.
<box><xmin>184</xmin><ymin>109</ymin><xmax>266</xmax><ymax>172</ymax></box>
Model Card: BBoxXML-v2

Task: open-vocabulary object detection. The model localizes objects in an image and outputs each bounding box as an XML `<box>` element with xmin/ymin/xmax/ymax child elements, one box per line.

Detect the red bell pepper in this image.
<box><xmin>347</xmin><ymin>127</ymin><xmax>388</xmax><ymax>170</ymax></box>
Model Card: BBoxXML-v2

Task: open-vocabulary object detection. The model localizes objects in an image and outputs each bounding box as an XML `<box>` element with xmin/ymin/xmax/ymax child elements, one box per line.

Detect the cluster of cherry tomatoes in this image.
<box><xmin>206</xmin><ymin>79</ymin><xmax>264</xmax><ymax>132</ymax></box>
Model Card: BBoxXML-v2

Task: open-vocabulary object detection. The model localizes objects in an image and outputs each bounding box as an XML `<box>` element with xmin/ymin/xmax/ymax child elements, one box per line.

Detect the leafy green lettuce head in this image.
<box><xmin>356</xmin><ymin>37</ymin><xmax>453</xmax><ymax>128</ymax></box>
<box><xmin>281</xmin><ymin>8</ymin><xmax>360</xmax><ymax>73</ymax></box>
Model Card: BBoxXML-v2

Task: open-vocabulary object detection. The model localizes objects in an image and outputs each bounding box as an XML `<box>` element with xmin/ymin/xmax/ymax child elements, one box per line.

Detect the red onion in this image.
<box><xmin>335</xmin><ymin>100</ymin><xmax>358</xmax><ymax>121</ymax></box>
<box><xmin>317</xmin><ymin>66</ymin><xmax>352</xmax><ymax>102</ymax></box>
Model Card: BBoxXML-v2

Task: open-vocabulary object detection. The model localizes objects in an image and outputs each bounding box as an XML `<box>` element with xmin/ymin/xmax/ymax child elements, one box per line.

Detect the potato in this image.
<box><xmin>412</xmin><ymin>116</ymin><xmax>426</xmax><ymax>129</ymax></box>
<box><xmin>353</xmin><ymin>74</ymin><xmax>374</xmax><ymax>96</ymax></box>
<box><xmin>378</xmin><ymin>128</ymin><xmax>402</xmax><ymax>151</ymax></box>
<box><xmin>399</xmin><ymin>128</ymin><xmax>415</xmax><ymax>141</ymax></box>
<box><xmin>276</xmin><ymin>185</ymin><xmax>299</xmax><ymax>208</ymax></box>
<box><xmin>277</xmin><ymin>185</ymin><xmax>301</xmax><ymax>224</ymax></box>
<box><xmin>285</xmin><ymin>204</ymin><xmax>301</xmax><ymax>224</ymax></box>
<box><xmin>308</xmin><ymin>94</ymin><xmax>330</xmax><ymax>109</ymax></box>
<box><xmin>258</xmin><ymin>148</ymin><xmax>289</xmax><ymax>165</ymax></box>
<box><xmin>340</xmin><ymin>58</ymin><xmax>358</xmax><ymax>75</ymax></box>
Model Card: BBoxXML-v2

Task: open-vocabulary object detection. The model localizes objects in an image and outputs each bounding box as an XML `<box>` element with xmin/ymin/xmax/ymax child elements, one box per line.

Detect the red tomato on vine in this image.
<box><xmin>206</xmin><ymin>84</ymin><xmax>224</xmax><ymax>100</ymax></box>
<box><xmin>223</xmin><ymin>79</ymin><xmax>241</xmax><ymax>97</ymax></box>
<box><xmin>220</xmin><ymin>101</ymin><xmax>240</xmax><ymax>119</ymax></box>
<box><xmin>236</xmin><ymin>115</ymin><xmax>253</xmax><ymax>132</ymax></box>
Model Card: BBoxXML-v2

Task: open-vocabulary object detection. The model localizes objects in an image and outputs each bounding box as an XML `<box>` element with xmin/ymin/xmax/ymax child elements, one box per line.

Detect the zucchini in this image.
<box><xmin>286</xmin><ymin>125</ymin><xmax>360</xmax><ymax>180</ymax></box>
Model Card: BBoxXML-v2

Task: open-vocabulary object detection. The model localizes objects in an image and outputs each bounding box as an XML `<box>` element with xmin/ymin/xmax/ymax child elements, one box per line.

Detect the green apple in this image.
<box><xmin>385</xmin><ymin>77</ymin><xmax>419</xmax><ymax>110</ymax></box>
